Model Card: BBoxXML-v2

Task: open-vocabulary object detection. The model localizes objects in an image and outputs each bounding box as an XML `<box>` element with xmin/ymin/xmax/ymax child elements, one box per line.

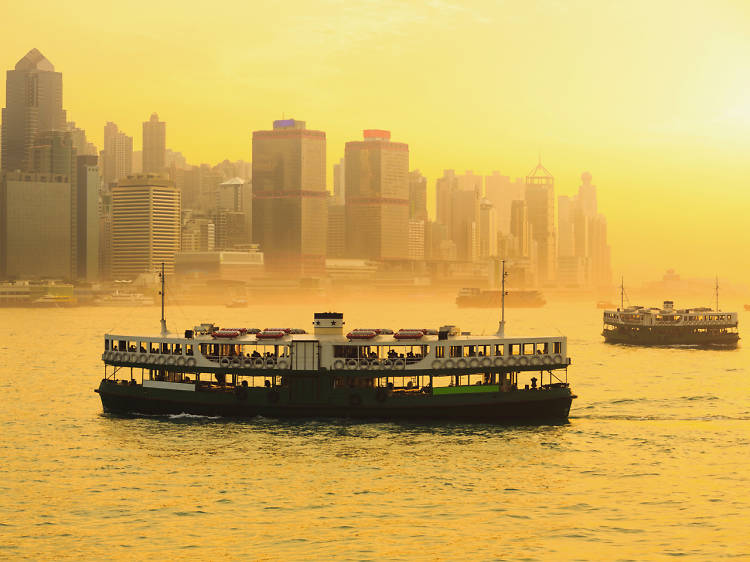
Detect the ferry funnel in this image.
<box><xmin>313</xmin><ymin>312</ymin><xmax>344</xmax><ymax>336</ymax></box>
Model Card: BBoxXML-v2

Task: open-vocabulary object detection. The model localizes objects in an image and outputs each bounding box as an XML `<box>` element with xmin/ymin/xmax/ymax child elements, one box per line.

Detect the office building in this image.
<box><xmin>76</xmin><ymin>155</ymin><xmax>100</xmax><ymax>280</ymax></box>
<box><xmin>485</xmin><ymin>172</ymin><xmax>524</xmax><ymax>234</ymax></box>
<box><xmin>2</xmin><ymin>49</ymin><xmax>66</xmax><ymax>172</ymax></box>
<box><xmin>525</xmin><ymin>160</ymin><xmax>556</xmax><ymax>285</ymax></box>
<box><xmin>409</xmin><ymin>170</ymin><xmax>428</xmax><ymax>222</ymax></box>
<box><xmin>332</xmin><ymin>157</ymin><xmax>345</xmax><ymax>206</ymax></box>
<box><xmin>110</xmin><ymin>174</ymin><xmax>180</xmax><ymax>279</ymax></box>
<box><xmin>252</xmin><ymin>119</ymin><xmax>327</xmax><ymax>277</ymax></box>
<box><xmin>345</xmin><ymin>129</ymin><xmax>409</xmax><ymax>261</ymax></box>
<box><xmin>101</xmin><ymin>122</ymin><xmax>132</xmax><ymax>188</ymax></box>
<box><xmin>142</xmin><ymin>113</ymin><xmax>166</xmax><ymax>173</ymax></box>
<box><xmin>1</xmin><ymin>172</ymin><xmax>74</xmax><ymax>278</ymax></box>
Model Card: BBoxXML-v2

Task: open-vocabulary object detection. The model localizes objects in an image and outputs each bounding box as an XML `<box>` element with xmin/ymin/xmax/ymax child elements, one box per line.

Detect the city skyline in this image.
<box><xmin>1</xmin><ymin>1</ymin><xmax>749</xmax><ymax>283</ymax></box>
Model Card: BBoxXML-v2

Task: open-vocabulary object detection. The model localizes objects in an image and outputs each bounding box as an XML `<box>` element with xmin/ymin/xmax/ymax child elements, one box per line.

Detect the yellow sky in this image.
<box><xmin>2</xmin><ymin>0</ymin><xmax>750</xmax><ymax>285</ymax></box>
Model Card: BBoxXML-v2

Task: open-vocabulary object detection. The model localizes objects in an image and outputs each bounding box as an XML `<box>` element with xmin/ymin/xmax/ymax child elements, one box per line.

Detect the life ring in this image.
<box><xmin>265</xmin><ymin>358</ymin><xmax>277</xmax><ymax>369</ymax></box>
<box><xmin>543</xmin><ymin>355</ymin><xmax>553</xmax><ymax>365</ymax></box>
<box><xmin>267</xmin><ymin>388</ymin><xmax>281</xmax><ymax>403</ymax></box>
<box><xmin>349</xmin><ymin>394</ymin><xmax>363</xmax><ymax>407</ymax></box>
<box><xmin>431</xmin><ymin>359</ymin><xmax>442</xmax><ymax>369</ymax></box>
<box><xmin>113</xmin><ymin>352</ymin><xmax>122</xmax><ymax>362</ymax></box>
<box><xmin>531</xmin><ymin>356</ymin><xmax>542</xmax><ymax>366</ymax></box>
<box><xmin>230</xmin><ymin>357</ymin><xmax>241</xmax><ymax>368</ymax></box>
<box><xmin>382</xmin><ymin>359</ymin><xmax>393</xmax><ymax>370</ymax></box>
<box><xmin>456</xmin><ymin>358</ymin><xmax>467</xmax><ymax>369</ymax></box>
<box><xmin>469</xmin><ymin>358</ymin><xmax>480</xmax><ymax>368</ymax></box>
<box><xmin>346</xmin><ymin>359</ymin><xmax>358</xmax><ymax>370</ymax></box>
<box><xmin>243</xmin><ymin>358</ymin><xmax>254</xmax><ymax>369</ymax></box>
<box><xmin>493</xmin><ymin>357</ymin><xmax>504</xmax><ymax>367</ymax></box>
<box><xmin>253</xmin><ymin>357</ymin><xmax>264</xmax><ymax>369</ymax></box>
<box><xmin>333</xmin><ymin>359</ymin><xmax>346</xmax><ymax>370</ymax></box>
<box><xmin>139</xmin><ymin>354</ymin><xmax>148</xmax><ymax>363</ymax></box>
<box><xmin>518</xmin><ymin>356</ymin><xmax>529</xmax><ymax>367</ymax></box>
<box><xmin>157</xmin><ymin>355</ymin><xmax>166</xmax><ymax>365</ymax></box>
<box><xmin>481</xmin><ymin>357</ymin><xmax>492</xmax><ymax>368</ymax></box>
<box><xmin>359</xmin><ymin>359</ymin><xmax>370</xmax><ymax>370</ymax></box>
<box><xmin>186</xmin><ymin>357</ymin><xmax>196</xmax><ymax>367</ymax></box>
<box><xmin>148</xmin><ymin>355</ymin><xmax>157</xmax><ymax>364</ymax></box>
<box><xmin>176</xmin><ymin>356</ymin><xmax>186</xmax><ymax>367</ymax></box>
<box><xmin>444</xmin><ymin>359</ymin><xmax>455</xmax><ymax>369</ymax></box>
<box><xmin>220</xmin><ymin>357</ymin><xmax>230</xmax><ymax>368</ymax></box>
<box><xmin>277</xmin><ymin>359</ymin><xmax>289</xmax><ymax>370</ymax></box>
<box><xmin>371</xmin><ymin>359</ymin><xmax>383</xmax><ymax>370</ymax></box>
<box><xmin>167</xmin><ymin>356</ymin><xmax>176</xmax><ymax>366</ymax></box>
<box><xmin>394</xmin><ymin>359</ymin><xmax>406</xmax><ymax>370</ymax></box>
<box><xmin>375</xmin><ymin>388</ymin><xmax>389</xmax><ymax>403</ymax></box>
<box><xmin>553</xmin><ymin>354</ymin><xmax>564</xmax><ymax>364</ymax></box>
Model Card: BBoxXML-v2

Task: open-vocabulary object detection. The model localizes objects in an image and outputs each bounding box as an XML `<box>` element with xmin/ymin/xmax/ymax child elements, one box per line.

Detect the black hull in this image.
<box><xmin>603</xmin><ymin>330</ymin><xmax>739</xmax><ymax>348</ymax></box>
<box><xmin>97</xmin><ymin>381</ymin><xmax>574</xmax><ymax>423</ymax></box>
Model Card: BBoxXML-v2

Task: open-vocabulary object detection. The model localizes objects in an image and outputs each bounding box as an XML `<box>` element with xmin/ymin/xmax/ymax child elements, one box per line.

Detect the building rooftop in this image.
<box><xmin>15</xmin><ymin>48</ymin><xmax>55</xmax><ymax>72</ymax></box>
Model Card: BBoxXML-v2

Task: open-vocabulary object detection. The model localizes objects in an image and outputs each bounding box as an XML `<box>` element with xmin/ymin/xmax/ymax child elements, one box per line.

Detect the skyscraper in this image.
<box><xmin>1</xmin><ymin>49</ymin><xmax>66</xmax><ymax>172</ymax></box>
<box><xmin>111</xmin><ymin>174</ymin><xmax>181</xmax><ymax>279</ymax></box>
<box><xmin>76</xmin><ymin>155</ymin><xmax>100</xmax><ymax>280</ymax></box>
<box><xmin>484</xmin><ymin>172</ymin><xmax>524</xmax><ymax>234</ymax></box>
<box><xmin>525</xmin><ymin>160</ymin><xmax>556</xmax><ymax>285</ymax></box>
<box><xmin>332</xmin><ymin>157</ymin><xmax>345</xmax><ymax>206</ymax></box>
<box><xmin>252</xmin><ymin>119</ymin><xmax>327</xmax><ymax>276</ymax></box>
<box><xmin>345</xmin><ymin>129</ymin><xmax>409</xmax><ymax>261</ymax></box>
<box><xmin>408</xmin><ymin>170</ymin><xmax>428</xmax><ymax>222</ymax></box>
<box><xmin>101</xmin><ymin>122</ymin><xmax>133</xmax><ymax>188</ymax></box>
<box><xmin>142</xmin><ymin>113</ymin><xmax>166</xmax><ymax>174</ymax></box>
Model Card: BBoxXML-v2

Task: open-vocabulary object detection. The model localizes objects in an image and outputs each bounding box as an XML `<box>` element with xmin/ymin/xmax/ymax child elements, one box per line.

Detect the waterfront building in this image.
<box><xmin>345</xmin><ymin>129</ymin><xmax>409</xmax><ymax>261</ymax></box>
<box><xmin>0</xmin><ymin>172</ymin><xmax>74</xmax><ymax>279</ymax></box>
<box><xmin>409</xmin><ymin>170</ymin><xmax>428</xmax><ymax>222</ymax></box>
<box><xmin>435</xmin><ymin>170</ymin><xmax>457</xmax><ymax>231</ymax></box>
<box><xmin>142</xmin><ymin>113</ymin><xmax>166</xmax><ymax>174</ymax></box>
<box><xmin>484</xmin><ymin>172</ymin><xmax>524</xmax><ymax>235</ymax></box>
<box><xmin>2</xmin><ymin>49</ymin><xmax>66</xmax><ymax>172</ymax></box>
<box><xmin>525</xmin><ymin>160</ymin><xmax>556</xmax><ymax>285</ymax></box>
<box><xmin>407</xmin><ymin>219</ymin><xmax>426</xmax><ymax>261</ymax></box>
<box><xmin>332</xmin><ymin>157</ymin><xmax>345</xmax><ymax>206</ymax></box>
<box><xmin>327</xmin><ymin>199</ymin><xmax>346</xmax><ymax>258</ymax></box>
<box><xmin>76</xmin><ymin>155</ymin><xmax>100</xmax><ymax>280</ymax></box>
<box><xmin>110</xmin><ymin>174</ymin><xmax>180</xmax><ymax>279</ymax></box>
<box><xmin>101</xmin><ymin>122</ymin><xmax>133</xmax><ymax>188</ymax></box>
<box><xmin>479</xmin><ymin>198</ymin><xmax>497</xmax><ymax>259</ymax></box>
<box><xmin>252</xmin><ymin>119</ymin><xmax>327</xmax><ymax>277</ymax></box>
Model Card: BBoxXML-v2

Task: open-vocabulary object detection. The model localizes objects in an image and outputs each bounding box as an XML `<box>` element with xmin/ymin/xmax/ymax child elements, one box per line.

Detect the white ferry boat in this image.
<box><xmin>95</xmin><ymin>265</ymin><xmax>576</xmax><ymax>422</ymax></box>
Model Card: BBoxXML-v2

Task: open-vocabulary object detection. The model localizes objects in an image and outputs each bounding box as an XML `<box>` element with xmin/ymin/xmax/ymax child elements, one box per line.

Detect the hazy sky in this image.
<box><xmin>2</xmin><ymin>0</ymin><xmax>749</xmax><ymax>284</ymax></box>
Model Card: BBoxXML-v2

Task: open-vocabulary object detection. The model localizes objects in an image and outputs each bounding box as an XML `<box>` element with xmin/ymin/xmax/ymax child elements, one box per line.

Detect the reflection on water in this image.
<box><xmin>1</xmin><ymin>301</ymin><xmax>749</xmax><ymax>559</ymax></box>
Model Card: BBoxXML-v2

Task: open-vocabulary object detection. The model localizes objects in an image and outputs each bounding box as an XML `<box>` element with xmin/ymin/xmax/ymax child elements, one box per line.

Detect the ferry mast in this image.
<box><xmin>497</xmin><ymin>259</ymin><xmax>507</xmax><ymax>336</ymax></box>
<box><xmin>159</xmin><ymin>262</ymin><xmax>167</xmax><ymax>335</ymax></box>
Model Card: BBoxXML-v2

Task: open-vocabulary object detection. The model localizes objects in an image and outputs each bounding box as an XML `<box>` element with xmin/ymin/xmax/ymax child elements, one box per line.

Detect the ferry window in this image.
<box><xmin>150</xmin><ymin>342</ymin><xmax>158</xmax><ymax>353</ymax></box>
<box><xmin>104</xmin><ymin>340</ymin><xmax>110</xmax><ymax>351</ymax></box>
<box><xmin>436</xmin><ymin>346</ymin><xmax>445</xmax><ymax>358</ymax></box>
<box><xmin>118</xmin><ymin>340</ymin><xmax>126</xmax><ymax>351</ymax></box>
<box><xmin>174</xmin><ymin>344</ymin><xmax>182</xmax><ymax>355</ymax></box>
<box><xmin>464</xmin><ymin>346</ymin><xmax>475</xmax><ymax>357</ymax></box>
<box><xmin>494</xmin><ymin>344</ymin><xmax>503</xmax><ymax>356</ymax></box>
<box><xmin>509</xmin><ymin>344</ymin><xmax>520</xmax><ymax>356</ymax></box>
<box><xmin>186</xmin><ymin>344</ymin><xmax>194</xmax><ymax>356</ymax></box>
<box><xmin>553</xmin><ymin>342</ymin><xmax>562</xmax><ymax>354</ymax></box>
<box><xmin>449</xmin><ymin>346</ymin><xmax>462</xmax><ymax>358</ymax></box>
<box><xmin>523</xmin><ymin>343</ymin><xmax>534</xmax><ymax>355</ymax></box>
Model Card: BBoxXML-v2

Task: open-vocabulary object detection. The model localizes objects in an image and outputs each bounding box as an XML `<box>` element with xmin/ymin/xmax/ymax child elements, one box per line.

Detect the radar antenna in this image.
<box><xmin>159</xmin><ymin>262</ymin><xmax>167</xmax><ymax>335</ymax></box>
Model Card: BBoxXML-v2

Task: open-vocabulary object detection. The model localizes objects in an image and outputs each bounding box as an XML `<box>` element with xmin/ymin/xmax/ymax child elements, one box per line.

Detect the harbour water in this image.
<box><xmin>2</xmin><ymin>299</ymin><xmax>749</xmax><ymax>559</ymax></box>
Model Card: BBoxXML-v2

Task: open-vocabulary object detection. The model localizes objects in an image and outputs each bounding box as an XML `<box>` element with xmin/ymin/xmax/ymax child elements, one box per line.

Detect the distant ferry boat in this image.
<box><xmin>602</xmin><ymin>300</ymin><xmax>739</xmax><ymax>347</ymax></box>
<box><xmin>95</xmin><ymin>291</ymin><xmax>154</xmax><ymax>306</ymax></box>
<box><xmin>96</xmin><ymin>265</ymin><xmax>575</xmax><ymax>422</ymax></box>
<box><xmin>32</xmin><ymin>294</ymin><xmax>76</xmax><ymax>307</ymax></box>
<box><xmin>456</xmin><ymin>288</ymin><xmax>546</xmax><ymax>308</ymax></box>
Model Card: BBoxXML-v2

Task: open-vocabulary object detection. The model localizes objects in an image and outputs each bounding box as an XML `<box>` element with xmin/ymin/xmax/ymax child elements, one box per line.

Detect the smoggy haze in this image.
<box><xmin>1</xmin><ymin>0</ymin><xmax>749</xmax><ymax>283</ymax></box>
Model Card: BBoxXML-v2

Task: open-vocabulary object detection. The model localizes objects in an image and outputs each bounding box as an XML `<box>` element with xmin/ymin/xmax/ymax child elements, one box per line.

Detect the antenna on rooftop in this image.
<box><xmin>714</xmin><ymin>275</ymin><xmax>720</xmax><ymax>312</ymax></box>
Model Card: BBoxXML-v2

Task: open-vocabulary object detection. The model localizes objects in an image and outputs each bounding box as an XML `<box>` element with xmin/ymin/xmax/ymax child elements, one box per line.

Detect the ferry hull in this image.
<box><xmin>602</xmin><ymin>330</ymin><xmax>739</xmax><ymax>347</ymax></box>
<box><xmin>97</xmin><ymin>380</ymin><xmax>574</xmax><ymax>423</ymax></box>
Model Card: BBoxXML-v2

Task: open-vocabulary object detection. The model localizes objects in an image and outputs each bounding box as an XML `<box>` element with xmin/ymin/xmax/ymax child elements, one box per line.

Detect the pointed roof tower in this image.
<box><xmin>15</xmin><ymin>48</ymin><xmax>55</xmax><ymax>72</ymax></box>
